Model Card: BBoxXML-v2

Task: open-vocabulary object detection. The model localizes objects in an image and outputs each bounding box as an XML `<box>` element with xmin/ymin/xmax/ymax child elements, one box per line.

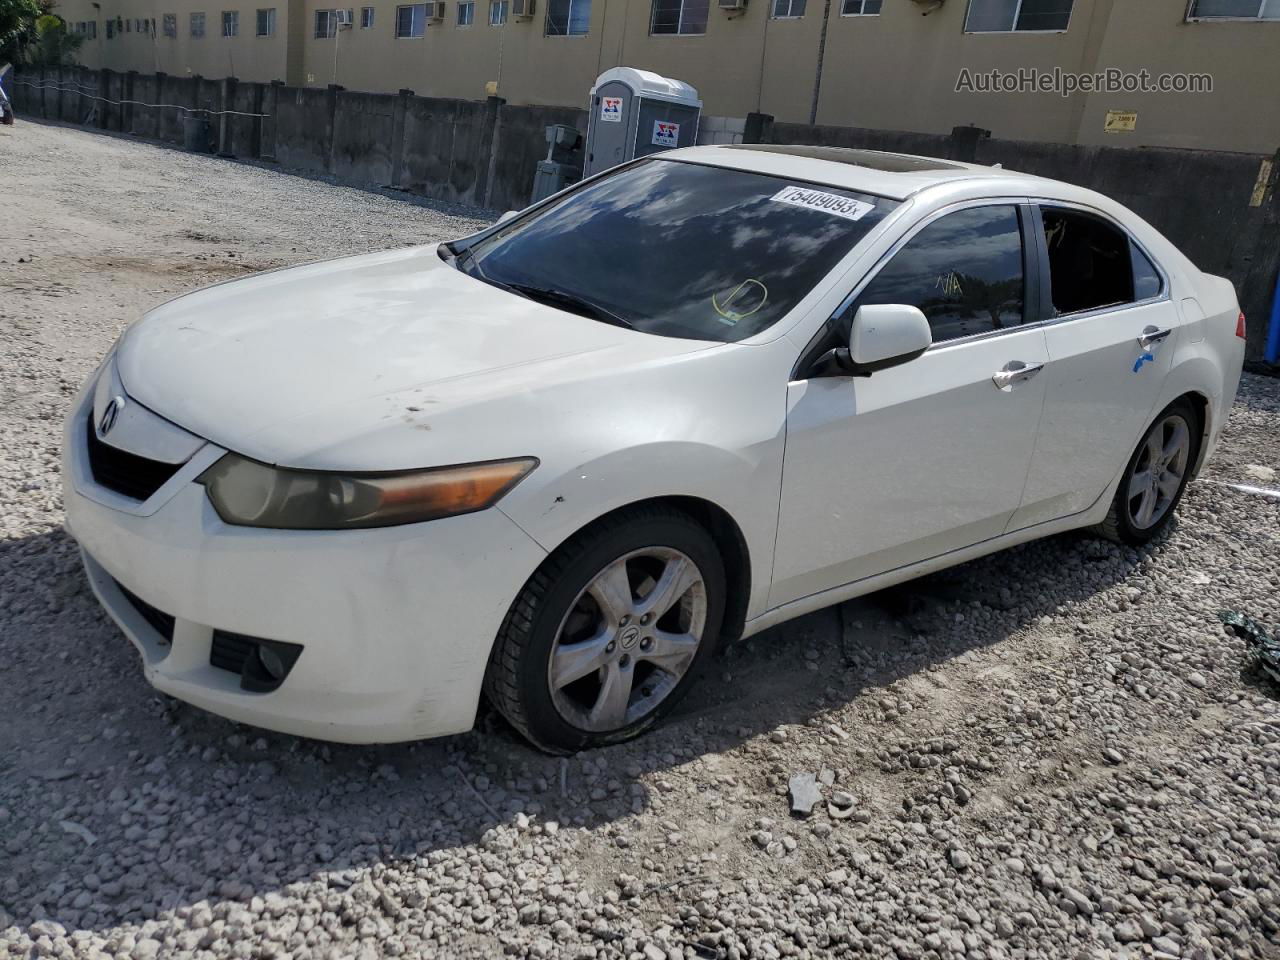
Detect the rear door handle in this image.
<box><xmin>1138</xmin><ymin>326</ymin><xmax>1172</xmax><ymax>349</ymax></box>
<box><xmin>992</xmin><ymin>361</ymin><xmax>1044</xmax><ymax>392</ymax></box>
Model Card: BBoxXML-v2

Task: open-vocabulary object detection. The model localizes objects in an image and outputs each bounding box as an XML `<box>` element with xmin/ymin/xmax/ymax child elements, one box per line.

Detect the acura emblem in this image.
<box><xmin>98</xmin><ymin>396</ymin><xmax>126</xmax><ymax>436</ymax></box>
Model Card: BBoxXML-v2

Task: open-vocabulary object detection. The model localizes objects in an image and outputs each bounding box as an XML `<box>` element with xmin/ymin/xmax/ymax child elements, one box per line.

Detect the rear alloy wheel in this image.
<box><xmin>485</xmin><ymin>507</ymin><xmax>726</xmax><ymax>753</ymax></box>
<box><xmin>1095</xmin><ymin>400</ymin><xmax>1200</xmax><ymax>545</ymax></box>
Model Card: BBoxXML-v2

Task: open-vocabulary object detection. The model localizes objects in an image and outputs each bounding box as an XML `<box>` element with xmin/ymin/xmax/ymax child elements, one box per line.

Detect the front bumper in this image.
<box><xmin>63</xmin><ymin>386</ymin><xmax>546</xmax><ymax>743</ymax></box>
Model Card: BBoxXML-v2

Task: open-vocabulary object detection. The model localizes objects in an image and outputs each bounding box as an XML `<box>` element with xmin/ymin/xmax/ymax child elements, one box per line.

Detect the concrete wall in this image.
<box><xmin>49</xmin><ymin>0</ymin><xmax>1280</xmax><ymax>153</ymax></box>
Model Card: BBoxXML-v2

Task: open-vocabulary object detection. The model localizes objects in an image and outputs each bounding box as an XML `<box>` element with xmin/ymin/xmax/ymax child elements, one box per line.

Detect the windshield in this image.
<box><xmin>458</xmin><ymin>158</ymin><xmax>898</xmax><ymax>342</ymax></box>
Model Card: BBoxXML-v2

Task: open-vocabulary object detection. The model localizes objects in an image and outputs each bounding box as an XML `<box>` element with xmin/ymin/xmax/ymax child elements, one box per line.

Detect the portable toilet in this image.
<box><xmin>583</xmin><ymin>67</ymin><xmax>702</xmax><ymax>178</ymax></box>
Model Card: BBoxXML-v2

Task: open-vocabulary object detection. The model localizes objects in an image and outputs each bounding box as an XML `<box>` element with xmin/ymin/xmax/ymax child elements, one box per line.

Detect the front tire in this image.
<box><xmin>1094</xmin><ymin>399</ymin><xmax>1200</xmax><ymax>545</ymax></box>
<box><xmin>484</xmin><ymin>506</ymin><xmax>726</xmax><ymax>753</ymax></box>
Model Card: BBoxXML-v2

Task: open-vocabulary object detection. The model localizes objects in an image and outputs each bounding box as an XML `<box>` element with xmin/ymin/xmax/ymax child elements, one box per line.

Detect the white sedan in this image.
<box><xmin>64</xmin><ymin>145</ymin><xmax>1245</xmax><ymax>752</ymax></box>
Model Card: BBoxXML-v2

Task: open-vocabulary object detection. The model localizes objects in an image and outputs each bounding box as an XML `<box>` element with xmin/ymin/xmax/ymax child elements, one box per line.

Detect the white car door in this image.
<box><xmin>770</xmin><ymin>202</ymin><xmax>1050</xmax><ymax>610</ymax></box>
<box><xmin>1010</xmin><ymin>204</ymin><xmax>1182</xmax><ymax>529</ymax></box>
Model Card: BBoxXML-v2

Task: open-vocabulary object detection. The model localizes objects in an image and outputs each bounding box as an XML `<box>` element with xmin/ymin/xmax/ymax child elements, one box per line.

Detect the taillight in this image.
<box><xmin>1235</xmin><ymin>311</ymin><xmax>1247</xmax><ymax>339</ymax></box>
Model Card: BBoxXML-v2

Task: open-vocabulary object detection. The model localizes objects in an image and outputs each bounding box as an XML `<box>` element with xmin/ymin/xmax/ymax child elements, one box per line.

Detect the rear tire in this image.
<box><xmin>1093</xmin><ymin>399</ymin><xmax>1200</xmax><ymax>546</ymax></box>
<box><xmin>484</xmin><ymin>505</ymin><xmax>726</xmax><ymax>753</ymax></box>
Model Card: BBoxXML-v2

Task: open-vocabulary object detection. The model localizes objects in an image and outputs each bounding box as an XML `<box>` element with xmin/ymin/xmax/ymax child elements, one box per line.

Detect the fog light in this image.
<box><xmin>257</xmin><ymin>643</ymin><xmax>287</xmax><ymax>681</ymax></box>
<box><xmin>211</xmin><ymin>632</ymin><xmax>304</xmax><ymax>693</ymax></box>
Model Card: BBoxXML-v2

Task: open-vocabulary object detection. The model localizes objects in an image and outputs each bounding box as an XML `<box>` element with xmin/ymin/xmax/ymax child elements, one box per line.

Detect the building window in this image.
<box><xmin>106</xmin><ymin>18</ymin><xmax>114</xmax><ymax>36</ymax></box>
<box><xmin>190</xmin><ymin>11</ymin><xmax>205</xmax><ymax>34</ymax></box>
<box><xmin>88</xmin><ymin>19</ymin><xmax>98</xmax><ymax>36</ymax></box>
<box><xmin>221</xmin><ymin>9</ymin><xmax>239</xmax><ymax>34</ymax></box>
<box><xmin>162</xmin><ymin>13</ymin><xmax>176</xmax><ymax>35</ymax></box>
<box><xmin>361</xmin><ymin>5</ymin><xmax>375</xmax><ymax>25</ymax></box>
<box><xmin>395</xmin><ymin>3</ymin><xmax>427</xmax><ymax>34</ymax></box>
<box><xmin>489</xmin><ymin>0</ymin><xmax>508</xmax><ymax>22</ymax></box>
<box><xmin>458</xmin><ymin>0</ymin><xmax>475</xmax><ymax>23</ymax></box>
<box><xmin>315</xmin><ymin>9</ymin><xmax>335</xmax><ymax>35</ymax></box>
<box><xmin>650</xmin><ymin>0</ymin><xmax>708</xmax><ymax>33</ymax></box>
<box><xmin>1187</xmin><ymin>0</ymin><xmax>1279</xmax><ymax>18</ymax></box>
<box><xmin>546</xmin><ymin>0</ymin><xmax>590</xmax><ymax>33</ymax></box>
<box><xmin>840</xmin><ymin>0</ymin><xmax>880</xmax><ymax>13</ymax></box>
<box><xmin>772</xmin><ymin>0</ymin><xmax>805</xmax><ymax>15</ymax></box>
<box><xmin>963</xmin><ymin>0</ymin><xmax>1073</xmax><ymax>32</ymax></box>
<box><xmin>256</xmin><ymin>7</ymin><xmax>275</xmax><ymax>33</ymax></box>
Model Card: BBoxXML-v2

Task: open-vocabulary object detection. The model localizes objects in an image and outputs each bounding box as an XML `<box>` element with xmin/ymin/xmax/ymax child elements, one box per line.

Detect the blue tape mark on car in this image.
<box><xmin>1133</xmin><ymin>352</ymin><xmax>1155</xmax><ymax>373</ymax></box>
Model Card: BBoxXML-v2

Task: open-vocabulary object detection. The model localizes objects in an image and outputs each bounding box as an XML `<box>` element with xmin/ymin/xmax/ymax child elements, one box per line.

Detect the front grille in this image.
<box><xmin>116</xmin><ymin>582</ymin><xmax>175</xmax><ymax>644</ymax></box>
<box><xmin>85</xmin><ymin>414</ymin><xmax>184</xmax><ymax>501</ymax></box>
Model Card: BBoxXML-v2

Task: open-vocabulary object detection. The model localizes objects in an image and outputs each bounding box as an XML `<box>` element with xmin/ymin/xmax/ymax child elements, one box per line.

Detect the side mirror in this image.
<box><xmin>496</xmin><ymin>210</ymin><xmax>520</xmax><ymax>225</ymax></box>
<box><xmin>813</xmin><ymin>304</ymin><xmax>932</xmax><ymax>378</ymax></box>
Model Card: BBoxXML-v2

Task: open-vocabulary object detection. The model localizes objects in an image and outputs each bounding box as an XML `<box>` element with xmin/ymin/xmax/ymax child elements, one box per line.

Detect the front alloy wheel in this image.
<box><xmin>485</xmin><ymin>506</ymin><xmax>726</xmax><ymax>753</ymax></box>
<box><xmin>548</xmin><ymin>547</ymin><xmax>707</xmax><ymax>732</ymax></box>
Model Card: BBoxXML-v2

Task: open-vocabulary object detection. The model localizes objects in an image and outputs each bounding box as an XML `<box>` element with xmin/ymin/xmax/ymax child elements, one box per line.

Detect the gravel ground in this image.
<box><xmin>3</xmin><ymin>120</ymin><xmax>1280</xmax><ymax>960</ymax></box>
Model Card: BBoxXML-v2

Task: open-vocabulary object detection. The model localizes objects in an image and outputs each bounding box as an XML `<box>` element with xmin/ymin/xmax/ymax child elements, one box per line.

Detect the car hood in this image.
<box><xmin>116</xmin><ymin>246</ymin><xmax>718</xmax><ymax>469</ymax></box>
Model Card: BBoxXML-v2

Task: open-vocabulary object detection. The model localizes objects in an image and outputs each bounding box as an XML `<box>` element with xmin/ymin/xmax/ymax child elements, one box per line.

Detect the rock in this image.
<box><xmin>58</xmin><ymin>820</ymin><xmax>97</xmax><ymax>845</ymax></box>
<box><xmin>1187</xmin><ymin>672</ymin><xmax>1208</xmax><ymax>689</ymax></box>
<box><xmin>949</xmin><ymin>849</ymin><xmax>973</xmax><ymax>871</ymax></box>
<box><xmin>1061</xmin><ymin>886</ymin><xmax>1094</xmax><ymax>917</ymax></box>
<box><xmin>788</xmin><ymin>772</ymin><xmax>823</xmax><ymax>817</ymax></box>
<box><xmin>1115</xmin><ymin>919</ymin><xmax>1146</xmax><ymax>943</ymax></box>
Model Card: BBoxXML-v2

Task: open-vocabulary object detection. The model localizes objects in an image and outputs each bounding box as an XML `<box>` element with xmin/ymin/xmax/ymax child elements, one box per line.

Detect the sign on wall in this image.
<box><xmin>600</xmin><ymin>97</ymin><xmax>622</xmax><ymax>122</ymax></box>
<box><xmin>1104</xmin><ymin>109</ymin><xmax>1138</xmax><ymax>133</ymax></box>
<box><xmin>652</xmin><ymin>120</ymin><xmax>680</xmax><ymax>148</ymax></box>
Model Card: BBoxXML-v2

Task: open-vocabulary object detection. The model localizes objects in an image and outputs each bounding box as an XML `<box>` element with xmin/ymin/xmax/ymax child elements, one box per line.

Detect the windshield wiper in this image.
<box><xmin>503</xmin><ymin>283</ymin><xmax>635</xmax><ymax>329</ymax></box>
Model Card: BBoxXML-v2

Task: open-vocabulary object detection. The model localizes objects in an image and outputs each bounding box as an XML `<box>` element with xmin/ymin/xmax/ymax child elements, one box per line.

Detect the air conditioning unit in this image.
<box><xmin>511</xmin><ymin>0</ymin><xmax>535</xmax><ymax>19</ymax></box>
<box><xmin>425</xmin><ymin>0</ymin><xmax>445</xmax><ymax>19</ymax></box>
<box><xmin>718</xmin><ymin>0</ymin><xmax>746</xmax><ymax>9</ymax></box>
<box><xmin>334</xmin><ymin>8</ymin><xmax>353</xmax><ymax>25</ymax></box>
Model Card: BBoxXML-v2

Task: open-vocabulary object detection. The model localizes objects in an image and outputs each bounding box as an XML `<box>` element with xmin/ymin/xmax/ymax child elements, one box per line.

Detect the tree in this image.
<box><xmin>31</xmin><ymin>11</ymin><xmax>82</xmax><ymax>65</ymax></box>
<box><xmin>0</xmin><ymin>0</ymin><xmax>81</xmax><ymax>66</ymax></box>
<box><xmin>1</xmin><ymin>0</ymin><xmax>41</xmax><ymax>64</ymax></box>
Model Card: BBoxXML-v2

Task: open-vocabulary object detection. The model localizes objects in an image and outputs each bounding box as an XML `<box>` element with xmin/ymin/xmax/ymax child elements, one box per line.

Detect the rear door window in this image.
<box><xmin>1130</xmin><ymin>242</ymin><xmax>1163</xmax><ymax>301</ymax></box>
<box><xmin>1041</xmin><ymin>207</ymin><xmax>1137</xmax><ymax>315</ymax></box>
<box><xmin>847</xmin><ymin>204</ymin><xmax>1026</xmax><ymax>344</ymax></box>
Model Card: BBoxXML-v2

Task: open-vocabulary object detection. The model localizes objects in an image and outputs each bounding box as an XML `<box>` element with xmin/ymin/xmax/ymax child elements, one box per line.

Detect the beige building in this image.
<box><xmin>52</xmin><ymin>0</ymin><xmax>1280</xmax><ymax>153</ymax></box>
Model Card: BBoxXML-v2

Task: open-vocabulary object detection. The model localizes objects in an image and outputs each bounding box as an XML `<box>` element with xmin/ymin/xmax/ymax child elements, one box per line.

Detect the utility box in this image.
<box><xmin>531</xmin><ymin>123</ymin><xmax>583</xmax><ymax>202</ymax></box>
<box><xmin>583</xmin><ymin>67</ymin><xmax>701</xmax><ymax>178</ymax></box>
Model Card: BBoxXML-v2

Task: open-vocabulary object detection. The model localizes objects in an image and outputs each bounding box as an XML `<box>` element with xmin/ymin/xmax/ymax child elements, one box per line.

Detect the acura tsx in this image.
<box><xmin>64</xmin><ymin>144</ymin><xmax>1245</xmax><ymax>752</ymax></box>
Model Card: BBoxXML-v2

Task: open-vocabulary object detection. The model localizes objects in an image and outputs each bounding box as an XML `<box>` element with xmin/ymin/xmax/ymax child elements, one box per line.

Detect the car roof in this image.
<box><xmin>663</xmin><ymin>143</ymin><xmax>1054</xmax><ymax>202</ymax></box>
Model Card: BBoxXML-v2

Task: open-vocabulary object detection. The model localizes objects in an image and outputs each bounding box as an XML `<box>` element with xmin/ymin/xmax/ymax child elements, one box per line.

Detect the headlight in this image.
<box><xmin>198</xmin><ymin>455</ymin><xmax>538</xmax><ymax>529</ymax></box>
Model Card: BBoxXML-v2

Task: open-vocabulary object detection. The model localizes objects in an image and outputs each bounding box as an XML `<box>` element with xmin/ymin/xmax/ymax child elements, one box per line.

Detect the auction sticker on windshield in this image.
<box><xmin>770</xmin><ymin>186</ymin><xmax>874</xmax><ymax>222</ymax></box>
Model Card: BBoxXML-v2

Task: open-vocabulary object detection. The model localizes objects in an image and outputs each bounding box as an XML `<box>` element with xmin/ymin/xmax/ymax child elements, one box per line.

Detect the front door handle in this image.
<box><xmin>992</xmin><ymin>360</ymin><xmax>1045</xmax><ymax>392</ymax></box>
<box><xmin>1138</xmin><ymin>326</ymin><xmax>1172</xmax><ymax>349</ymax></box>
